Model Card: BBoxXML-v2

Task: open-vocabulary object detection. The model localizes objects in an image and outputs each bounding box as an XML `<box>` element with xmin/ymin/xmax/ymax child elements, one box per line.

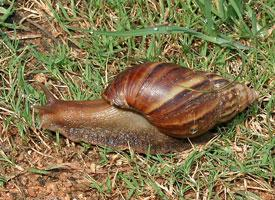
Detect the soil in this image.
<box><xmin>0</xmin><ymin>130</ymin><xmax>137</xmax><ymax>200</ymax></box>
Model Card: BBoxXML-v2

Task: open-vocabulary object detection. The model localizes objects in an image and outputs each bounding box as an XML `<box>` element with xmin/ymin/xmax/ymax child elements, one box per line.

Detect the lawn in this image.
<box><xmin>0</xmin><ymin>0</ymin><xmax>274</xmax><ymax>199</ymax></box>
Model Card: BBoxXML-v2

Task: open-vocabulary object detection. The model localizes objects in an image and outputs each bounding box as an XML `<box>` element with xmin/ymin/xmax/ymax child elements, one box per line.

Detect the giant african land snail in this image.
<box><xmin>37</xmin><ymin>62</ymin><xmax>258</xmax><ymax>153</ymax></box>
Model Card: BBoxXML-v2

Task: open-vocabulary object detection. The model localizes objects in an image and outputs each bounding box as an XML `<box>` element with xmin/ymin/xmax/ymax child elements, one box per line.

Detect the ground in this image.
<box><xmin>0</xmin><ymin>1</ymin><xmax>274</xmax><ymax>199</ymax></box>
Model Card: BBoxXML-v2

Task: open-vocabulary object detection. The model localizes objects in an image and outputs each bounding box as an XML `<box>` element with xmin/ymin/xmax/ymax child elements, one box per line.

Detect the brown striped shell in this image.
<box><xmin>102</xmin><ymin>62</ymin><xmax>258</xmax><ymax>138</ymax></box>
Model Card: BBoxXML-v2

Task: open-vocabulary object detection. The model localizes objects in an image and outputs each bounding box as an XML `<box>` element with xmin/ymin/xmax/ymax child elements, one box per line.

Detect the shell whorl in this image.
<box><xmin>102</xmin><ymin>62</ymin><xmax>258</xmax><ymax>138</ymax></box>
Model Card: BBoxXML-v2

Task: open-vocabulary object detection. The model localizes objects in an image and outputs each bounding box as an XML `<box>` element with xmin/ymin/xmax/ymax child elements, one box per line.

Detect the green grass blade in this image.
<box><xmin>28</xmin><ymin>168</ymin><xmax>50</xmax><ymax>175</ymax></box>
<box><xmin>91</xmin><ymin>25</ymin><xmax>250</xmax><ymax>50</ymax></box>
<box><xmin>228</xmin><ymin>0</ymin><xmax>243</xmax><ymax>20</ymax></box>
<box><xmin>215</xmin><ymin>0</ymin><xmax>226</xmax><ymax>20</ymax></box>
<box><xmin>203</xmin><ymin>0</ymin><xmax>216</xmax><ymax>36</ymax></box>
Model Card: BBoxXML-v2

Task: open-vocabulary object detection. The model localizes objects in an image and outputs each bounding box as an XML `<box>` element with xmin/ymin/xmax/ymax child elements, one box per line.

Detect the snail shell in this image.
<box><xmin>103</xmin><ymin>62</ymin><xmax>258</xmax><ymax>138</ymax></box>
<box><xmin>37</xmin><ymin>62</ymin><xmax>258</xmax><ymax>154</ymax></box>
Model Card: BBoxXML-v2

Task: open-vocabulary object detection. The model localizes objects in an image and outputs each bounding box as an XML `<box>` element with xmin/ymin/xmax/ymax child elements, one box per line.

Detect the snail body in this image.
<box><xmin>37</xmin><ymin>62</ymin><xmax>258</xmax><ymax>153</ymax></box>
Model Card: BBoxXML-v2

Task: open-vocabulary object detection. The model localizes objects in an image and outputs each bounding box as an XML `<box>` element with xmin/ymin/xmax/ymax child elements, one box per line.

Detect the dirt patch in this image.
<box><xmin>0</xmin><ymin>132</ymin><xmax>137</xmax><ymax>200</ymax></box>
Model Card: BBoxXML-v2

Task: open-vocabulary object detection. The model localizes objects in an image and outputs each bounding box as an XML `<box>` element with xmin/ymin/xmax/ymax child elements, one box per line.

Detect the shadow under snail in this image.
<box><xmin>36</xmin><ymin>62</ymin><xmax>258</xmax><ymax>154</ymax></box>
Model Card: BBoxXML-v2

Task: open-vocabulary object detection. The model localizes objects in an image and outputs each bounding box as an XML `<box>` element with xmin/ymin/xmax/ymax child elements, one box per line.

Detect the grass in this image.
<box><xmin>0</xmin><ymin>0</ymin><xmax>274</xmax><ymax>199</ymax></box>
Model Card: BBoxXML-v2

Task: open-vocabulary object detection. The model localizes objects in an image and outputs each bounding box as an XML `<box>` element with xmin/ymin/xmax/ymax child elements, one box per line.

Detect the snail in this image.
<box><xmin>36</xmin><ymin>62</ymin><xmax>258</xmax><ymax>154</ymax></box>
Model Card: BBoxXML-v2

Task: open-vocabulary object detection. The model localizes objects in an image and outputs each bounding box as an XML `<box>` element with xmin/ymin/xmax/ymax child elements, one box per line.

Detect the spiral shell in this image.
<box><xmin>102</xmin><ymin>62</ymin><xmax>258</xmax><ymax>138</ymax></box>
